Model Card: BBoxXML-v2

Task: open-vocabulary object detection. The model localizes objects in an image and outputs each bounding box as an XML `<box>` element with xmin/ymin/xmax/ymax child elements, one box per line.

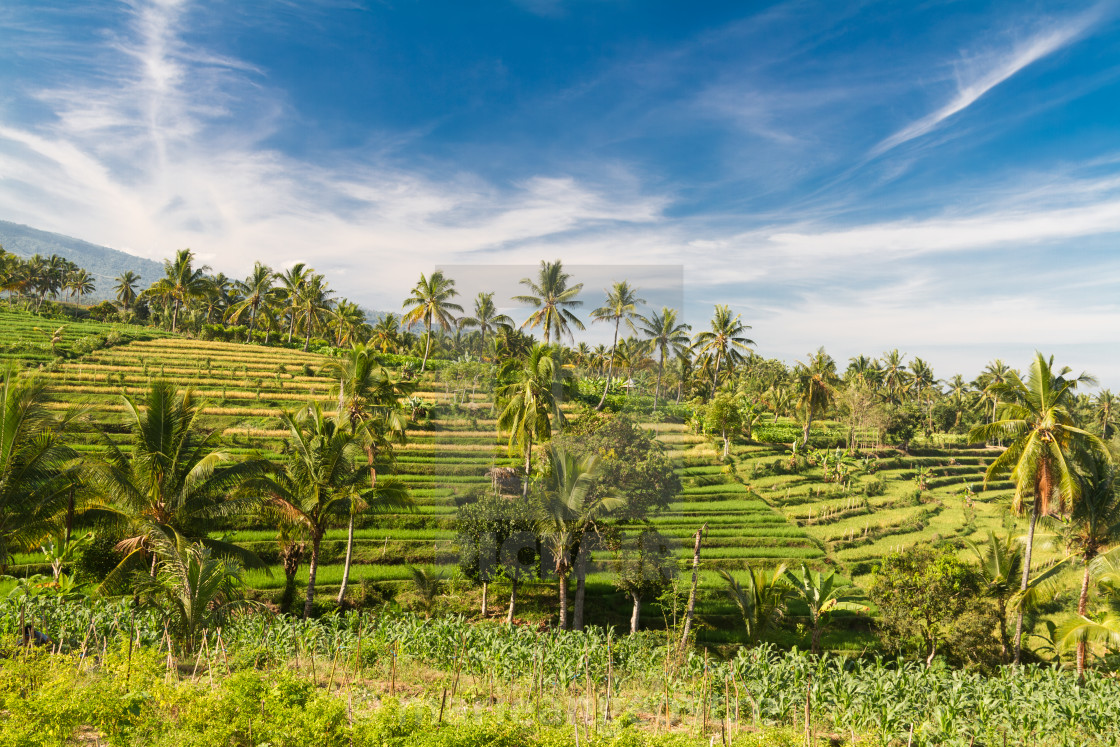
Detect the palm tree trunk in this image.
<box><xmin>172</xmin><ymin>298</ymin><xmax>180</xmax><ymax>333</ymax></box>
<box><xmin>573</xmin><ymin>566</ymin><xmax>587</xmax><ymax>631</ymax></box>
<box><xmin>248</xmin><ymin>302</ymin><xmax>257</xmax><ymax>342</ymax></box>
<box><xmin>1014</xmin><ymin>499</ymin><xmax>1040</xmax><ymax>665</ymax></box>
<box><xmin>522</xmin><ymin>429</ymin><xmax>533</xmax><ymax>498</ymax></box>
<box><xmin>596</xmin><ymin>321</ymin><xmax>620</xmax><ymax>411</ymax></box>
<box><xmin>481</xmin><ymin>581</ymin><xmax>488</xmax><ymax>616</ymax></box>
<box><xmin>420</xmin><ymin>323</ymin><xmax>433</xmax><ymax>372</ymax></box>
<box><xmin>1077</xmin><ymin>561</ymin><xmax>1091</xmax><ymax>683</ymax></box>
<box><xmin>336</xmin><ymin>512</ymin><xmax>356</xmax><ymax>605</ymax></box>
<box><xmin>304</xmin><ymin>531</ymin><xmax>322</xmax><ymax>619</ymax></box>
<box><xmin>630</xmin><ymin>590</ymin><xmax>641</xmax><ymax>633</ymax></box>
<box><xmin>507</xmin><ymin>575</ymin><xmax>518</xmax><ymax>625</ymax></box>
<box><xmin>558</xmin><ymin>571</ymin><xmax>569</xmax><ymax>630</ymax></box>
<box><xmin>303</xmin><ymin>308</ymin><xmax>312</xmax><ymax>351</ymax></box>
<box><xmin>653</xmin><ymin>354</ymin><xmax>664</xmax><ymax>411</ymax></box>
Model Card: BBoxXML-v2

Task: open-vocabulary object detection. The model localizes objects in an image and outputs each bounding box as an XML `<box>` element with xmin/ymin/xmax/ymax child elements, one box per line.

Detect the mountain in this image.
<box><xmin>0</xmin><ymin>220</ymin><xmax>165</xmax><ymax>302</ymax></box>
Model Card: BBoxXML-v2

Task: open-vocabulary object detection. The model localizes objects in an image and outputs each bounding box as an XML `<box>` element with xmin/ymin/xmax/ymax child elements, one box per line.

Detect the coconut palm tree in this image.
<box><xmin>693</xmin><ymin>305</ymin><xmax>754</xmax><ymax>390</ymax></box>
<box><xmin>878</xmin><ymin>350</ymin><xmax>911</xmax><ymax>405</ymax></box>
<box><xmin>945</xmin><ymin>374</ymin><xmax>972</xmax><ymax>430</ymax></box>
<box><xmin>496</xmin><ymin>344</ymin><xmax>567</xmax><ymax>497</ymax></box>
<box><xmin>795</xmin><ymin>347</ymin><xmax>840</xmax><ymax>447</ymax></box>
<box><xmin>226</xmin><ymin>262</ymin><xmax>278</xmax><ymax>341</ymax></box>
<box><xmin>966</xmin><ymin>530</ymin><xmax>1024</xmax><ymax>660</ymax></box>
<box><xmin>325</xmin><ymin>343</ymin><xmax>416</xmax><ymax>602</ymax></box>
<box><xmin>536</xmin><ymin>446</ymin><xmax>622</xmax><ymax>630</ymax></box>
<box><xmin>590</xmin><ymin>281</ymin><xmax>646</xmax><ymax>410</ymax></box>
<box><xmin>330</xmin><ymin>299</ymin><xmax>368</xmax><ymax>347</ymax></box>
<box><xmin>1094</xmin><ymin>390</ymin><xmax>1119</xmax><ymax>440</ymax></box>
<box><xmin>296</xmin><ymin>272</ymin><xmax>335</xmax><ymax>351</ymax></box>
<box><xmin>459</xmin><ymin>292</ymin><xmax>513</xmax><ymax>359</ymax></box>
<box><xmin>148</xmin><ymin>249</ymin><xmax>209</xmax><ymax>333</ymax></box>
<box><xmin>720</xmin><ymin>564</ymin><xmax>790</xmax><ymax>644</ymax></box>
<box><xmin>635</xmin><ymin>308</ymin><xmax>691</xmax><ymax>411</ymax></box>
<box><xmin>370</xmin><ymin>314</ymin><xmax>402</xmax><ymax>353</ymax></box>
<box><xmin>0</xmin><ymin>373</ymin><xmax>84</xmax><ymax>573</ymax></box>
<box><xmin>247</xmin><ymin>403</ymin><xmax>371</xmax><ymax>618</ymax></box>
<box><xmin>968</xmin><ymin>352</ymin><xmax>1107</xmax><ymax>664</ymax></box>
<box><xmin>278</xmin><ymin>263</ymin><xmax>311</xmax><ymax>343</ymax></box>
<box><xmin>1057</xmin><ymin>551</ymin><xmax>1120</xmax><ymax>679</ymax></box>
<box><xmin>513</xmin><ymin>260</ymin><xmax>585</xmax><ymax>344</ymax></box>
<box><xmin>402</xmin><ymin>270</ymin><xmax>462</xmax><ymax>372</ymax></box>
<box><xmin>87</xmin><ymin>380</ymin><xmax>269</xmax><ymax>587</ymax></box>
<box><xmin>67</xmin><ymin>269</ymin><xmax>95</xmax><ymax>306</ymax></box>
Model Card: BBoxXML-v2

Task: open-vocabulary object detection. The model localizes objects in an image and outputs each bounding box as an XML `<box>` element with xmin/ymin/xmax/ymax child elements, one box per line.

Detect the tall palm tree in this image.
<box><xmin>325</xmin><ymin>344</ymin><xmax>416</xmax><ymax>602</ymax></box>
<box><xmin>945</xmin><ymin>374</ymin><xmax>972</xmax><ymax>430</ymax></box>
<box><xmin>149</xmin><ymin>249</ymin><xmax>209</xmax><ymax>333</ymax></box>
<box><xmin>1094</xmin><ymin>390</ymin><xmax>1119</xmax><ymax>440</ymax></box>
<box><xmin>226</xmin><ymin>262</ymin><xmax>278</xmax><ymax>341</ymax></box>
<box><xmin>0</xmin><ymin>373</ymin><xmax>84</xmax><ymax>573</ymax></box>
<box><xmin>968</xmin><ymin>352</ymin><xmax>1107</xmax><ymax>663</ymax></box>
<box><xmin>590</xmin><ymin>281</ymin><xmax>646</xmax><ymax>410</ymax></box>
<box><xmin>330</xmin><ymin>299</ymin><xmax>368</xmax><ymax>347</ymax></box>
<box><xmin>536</xmin><ymin>446</ymin><xmax>622</xmax><ymax>630</ymax></box>
<box><xmin>296</xmin><ymin>272</ymin><xmax>335</xmax><ymax>351</ymax></box>
<box><xmin>370</xmin><ymin>314</ymin><xmax>402</xmax><ymax>353</ymax></box>
<box><xmin>402</xmin><ymin>270</ymin><xmax>462</xmax><ymax>372</ymax></box>
<box><xmin>1058</xmin><ymin>551</ymin><xmax>1120</xmax><ymax>680</ymax></box>
<box><xmin>879</xmin><ymin>349</ymin><xmax>911</xmax><ymax>405</ymax></box>
<box><xmin>637</xmin><ymin>307</ymin><xmax>692</xmax><ymax>411</ymax></box>
<box><xmin>496</xmin><ymin>344</ymin><xmax>567</xmax><ymax>497</ymax></box>
<box><xmin>67</xmin><ymin>269</ymin><xmax>95</xmax><ymax>306</ymax></box>
<box><xmin>87</xmin><ymin>380</ymin><xmax>267</xmax><ymax>586</ymax></box>
<box><xmin>201</xmin><ymin>273</ymin><xmax>234</xmax><ymax>324</ymax></box>
<box><xmin>459</xmin><ymin>292</ymin><xmax>513</xmax><ymax>359</ymax></box>
<box><xmin>693</xmin><ymin>305</ymin><xmax>754</xmax><ymax>390</ymax></box>
<box><xmin>278</xmin><ymin>263</ymin><xmax>311</xmax><ymax>343</ymax></box>
<box><xmin>795</xmin><ymin>347</ymin><xmax>839</xmax><ymax>447</ymax></box>
<box><xmin>247</xmin><ymin>404</ymin><xmax>371</xmax><ymax>618</ymax></box>
<box><xmin>514</xmin><ymin>260</ymin><xmax>585</xmax><ymax>344</ymax></box>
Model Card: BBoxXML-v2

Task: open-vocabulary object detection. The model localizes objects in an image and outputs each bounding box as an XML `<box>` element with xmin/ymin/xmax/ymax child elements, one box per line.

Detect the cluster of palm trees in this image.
<box><xmin>0</xmin><ymin>248</ymin><xmax>97</xmax><ymax>309</ymax></box>
<box><xmin>0</xmin><ymin>344</ymin><xmax>414</xmax><ymax>632</ymax></box>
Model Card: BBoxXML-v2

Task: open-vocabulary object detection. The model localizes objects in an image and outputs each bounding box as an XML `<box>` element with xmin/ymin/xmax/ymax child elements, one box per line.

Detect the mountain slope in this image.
<box><xmin>0</xmin><ymin>220</ymin><xmax>165</xmax><ymax>301</ymax></box>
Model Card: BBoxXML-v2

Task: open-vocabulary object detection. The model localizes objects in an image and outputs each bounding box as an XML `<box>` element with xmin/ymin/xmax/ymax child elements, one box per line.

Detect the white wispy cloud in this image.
<box><xmin>870</xmin><ymin>9</ymin><xmax>1100</xmax><ymax>158</ymax></box>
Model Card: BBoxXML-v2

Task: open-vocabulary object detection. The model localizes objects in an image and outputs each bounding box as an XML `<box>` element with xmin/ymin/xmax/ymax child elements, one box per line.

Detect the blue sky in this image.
<box><xmin>2</xmin><ymin>0</ymin><xmax>1120</xmax><ymax>383</ymax></box>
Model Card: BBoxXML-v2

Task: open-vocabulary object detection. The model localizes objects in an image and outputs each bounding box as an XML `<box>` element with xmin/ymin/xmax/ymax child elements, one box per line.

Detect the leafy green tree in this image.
<box><xmin>370</xmin><ymin>313</ymin><xmax>402</xmax><ymax>353</ymax></box>
<box><xmin>968</xmin><ymin>352</ymin><xmax>1107</xmax><ymax>663</ymax></box>
<box><xmin>720</xmin><ymin>564</ymin><xmax>790</xmax><ymax>644</ymax></box>
<box><xmin>870</xmin><ymin>546</ymin><xmax>1000</xmax><ymax>667</ymax></box>
<box><xmin>226</xmin><ymin>262</ymin><xmax>278</xmax><ymax>341</ymax></box>
<box><xmin>693</xmin><ymin>305</ymin><xmax>754</xmax><ymax>390</ymax></box>
<box><xmin>148</xmin><ymin>249</ymin><xmax>209</xmax><ymax>332</ymax></box>
<box><xmin>591</xmin><ymin>281</ymin><xmax>646</xmax><ymax>411</ymax></box>
<box><xmin>402</xmin><ymin>270</ymin><xmax>462</xmax><ymax>371</ymax></box>
<box><xmin>0</xmin><ymin>373</ymin><xmax>84</xmax><ymax>573</ymax></box>
<box><xmin>795</xmin><ymin>347</ymin><xmax>840</xmax><ymax>447</ymax></box>
<box><xmin>496</xmin><ymin>344</ymin><xmax>568</xmax><ymax>497</ymax></box>
<box><xmin>455</xmin><ymin>493</ymin><xmax>539</xmax><ymax>623</ymax></box>
<box><xmin>782</xmin><ymin>564</ymin><xmax>865</xmax><ymax>654</ymax></box>
<box><xmin>703</xmin><ymin>391</ymin><xmax>744</xmax><ymax>457</ymax></box>
<box><xmin>514</xmin><ymin>260</ymin><xmax>585</xmax><ymax>344</ymax></box>
<box><xmin>611</xmin><ymin>528</ymin><xmax>675</xmax><ymax>633</ymax></box>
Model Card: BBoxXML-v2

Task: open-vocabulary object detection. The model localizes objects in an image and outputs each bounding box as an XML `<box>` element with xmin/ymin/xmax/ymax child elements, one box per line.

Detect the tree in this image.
<box><xmin>871</xmin><ymin>546</ymin><xmax>1000</xmax><ymax>667</ymax></box>
<box><xmin>703</xmin><ymin>391</ymin><xmax>744</xmax><ymax>457</ymax></box>
<box><xmin>720</xmin><ymin>564</ymin><xmax>790</xmax><ymax>644</ymax></box>
<box><xmin>966</xmin><ymin>530</ymin><xmax>1024</xmax><ymax>660</ymax></box>
<box><xmin>879</xmin><ymin>350</ymin><xmax>911</xmax><ymax>405</ymax></box>
<box><xmin>67</xmin><ymin>269</ymin><xmax>95</xmax><ymax>306</ymax></box>
<box><xmin>149</xmin><ymin>249</ymin><xmax>209</xmax><ymax>333</ymax></box>
<box><xmin>795</xmin><ymin>347</ymin><xmax>839</xmax><ymax>447</ymax></box>
<box><xmin>402</xmin><ymin>270</ymin><xmax>462</xmax><ymax>371</ymax></box>
<box><xmin>636</xmin><ymin>307</ymin><xmax>692</xmax><ymax>411</ymax></box>
<box><xmin>456</xmin><ymin>493</ymin><xmax>539</xmax><ymax>623</ymax></box>
<box><xmin>459</xmin><ymin>292</ymin><xmax>513</xmax><ymax>359</ymax></box>
<box><xmin>514</xmin><ymin>260</ymin><xmax>585</xmax><ymax>344</ymax></box>
<box><xmin>295</xmin><ymin>273</ymin><xmax>335</xmax><ymax>351</ymax></box>
<box><xmin>591</xmin><ymin>281</ymin><xmax>646</xmax><ymax>411</ymax></box>
<box><xmin>782</xmin><ymin>564</ymin><xmax>865</xmax><ymax>654</ymax></box>
<box><xmin>0</xmin><ymin>373</ymin><xmax>83</xmax><ymax>573</ymax></box>
<box><xmin>612</xmin><ymin>528</ymin><xmax>675</xmax><ymax>633</ymax></box>
<box><xmin>693</xmin><ymin>305</ymin><xmax>754</xmax><ymax>390</ymax></box>
<box><xmin>1094</xmin><ymin>390</ymin><xmax>1120</xmax><ymax>440</ymax></box>
<box><xmin>325</xmin><ymin>343</ymin><xmax>415</xmax><ymax>603</ymax></box>
<box><xmin>1057</xmin><ymin>551</ymin><xmax>1120</xmax><ymax>678</ymax></box>
<box><xmin>496</xmin><ymin>344</ymin><xmax>568</xmax><ymax>498</ymax></box>
<box><xmin>87</xmin><ymin>380</ymin><xmax>267</xmax><ymax>586</ymax></box>
<box><xmin>536</xmin><ymin>446</ymin><xmax>622</xmax><ymax>630</ymax></box>
<box><xmin>370</xmin><ymin>314</ymin><xmax>402</xmax><ymax>353</ymax></box>
<box><xmin>226</xmin><ymin>262</ymin><xmax>277</xmax><ymax>341</ymax></box>
<box><xmin>968</xmin><ymin>352</ymin><xmax>1107</xmax><ymax>663</ymax></box>
<box><xmin>278</xmin><ymin>262</ymin><xmax>311</xmax><ymax>343</ymax></box>
<box><xmin>247</xmin><ymin>404</ymin><xmax>371</xmax><ymax>618</ymax></box>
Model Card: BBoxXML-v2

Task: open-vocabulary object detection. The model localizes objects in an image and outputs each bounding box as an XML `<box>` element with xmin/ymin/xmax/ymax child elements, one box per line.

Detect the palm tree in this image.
<box><xmin>201</xmin><ymin>273</ymin><xmax>234</xmax><ymax>324</ymax></box>
<box><xmin>87</xmin><ymin>380</ymin><xmax>268</xmax><ymax>586</ymax></box>
<box><xmin>693</xmin><ymin>305</ymin><xmax>754</xmax><ymax>390</ymax></box>
<box><xmin>879</xmin><ymin>350</ymin><xmax>911</xmax><ymax>405</ymax></box>
<box><xmin>513</xmin><ymin>260</ymin><xmax>585</xmax><ymax>344</ymax></box>
<box><xmin>968</xmin><ymin>352</ymin><xmax>1107</xmax><ymax>663</ymax></box>
<box><xmin>1057</xmin><ymin>551</ymin><xmax>1120</xmax><ymax>679</ymax></box>
<box><xmin>719</xmin><ymin>565</ymin><xmax>790</xmax><ymax>644</ymax></box>
<box><xmin>1094</xmin><ymin>390</ymin><xmax>1119</xmax><ymax>440</ymax></box>
<box><xmin>325</xmin><ymin>343</ymin><xmax>416</xmax><ymax>602</ymax></box>
<box><xmin>496</xmin><ymin>344</ymin><xmax>567</xmax><ymax>497</ymax></box>
<box><xmin>370</xmin><ymin>314</ymin><xmax>402</xmax><ymax>353</ymax></box>
<box><xmin>278</xmin><ymin>263</ymin><xmax>311</xmax><ymax>343</ymax></box>
<box><xmin>795</xmin><ymin>347</ymin><xmax>840</xmax><ymax>447</ymax></box>
<box><xmin>589</xmin><ymin>281</ymin><xmax>646</xmax><ymax>410</ymax></box>
<box><xmin>536</xmin><ymin>446</ymin><xmax>622</xmax><ymax>630</ymax></box>
<box><xmin>0</xmin><ymin>373</ymin><xmax>84</xmax><ymax>573</ymax></box>
<box><xmin>330</xmin><ymin>299</ymin><xmax>367</xmax><ymax>347</ymax></box>
<box><xmin>149</xmin><ymin>249</ymin><xmax>209</xmax><ymax>333</ymax></box>
<box><xmin>459</xmin><ymin>292</ymin><xmax>513</xmax><ymax>359</ymax></box>
<box><xmin>1060</xmin><ymin>456</ymin><xmax>1120</xmax><ymax>681</ymax></box>
<box><xmin>401</xmin><ymin>270</ymin><xmax>462</xmax><ymax>371</ymax></box>
<box><xmin>781</xmin><ymin>564</ymin><xmax>865</xmax><ymax>654</ymax></box>
<box><xmin>966</xmin><ymin>531</ymin><xmax>1024</xmax><ymax>660</ymax></box>
<box><xmin>67</xmin><ymin>269</ymin><xmax>95</xmax><ymax>306</ymax></box>
<box><xmin>247</xmin><ymin>404</ymin><xmax>371</xmax><ymax>618</ymax></box>
<box><xmin>226</xmin><ymin>262</ymin><xmax>278</xmax><ymax>341</ymax></box>
<box><xmin>945</xmin><ymin>374</ymin><xmax>972</xmax><ymax>430</ymax></box>
<box><xmin>296</xmin><ymin>272</ymin><xmax>335</xmax><ymax>351</ymax></box>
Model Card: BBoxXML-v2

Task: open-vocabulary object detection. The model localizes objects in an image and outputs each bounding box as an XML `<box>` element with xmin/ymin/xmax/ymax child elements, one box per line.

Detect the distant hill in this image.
<box><xmin>0</xmin><ymin>220</ymin><xmax>164</xmax><ymax>302</ymax></box>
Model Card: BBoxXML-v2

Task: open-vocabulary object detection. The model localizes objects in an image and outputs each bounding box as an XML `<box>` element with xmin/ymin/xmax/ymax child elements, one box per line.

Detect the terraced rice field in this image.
<box><xmin>0</xmin><ymin>308</ymin><xmax>175</xmax><ymax>366</ymax></box>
